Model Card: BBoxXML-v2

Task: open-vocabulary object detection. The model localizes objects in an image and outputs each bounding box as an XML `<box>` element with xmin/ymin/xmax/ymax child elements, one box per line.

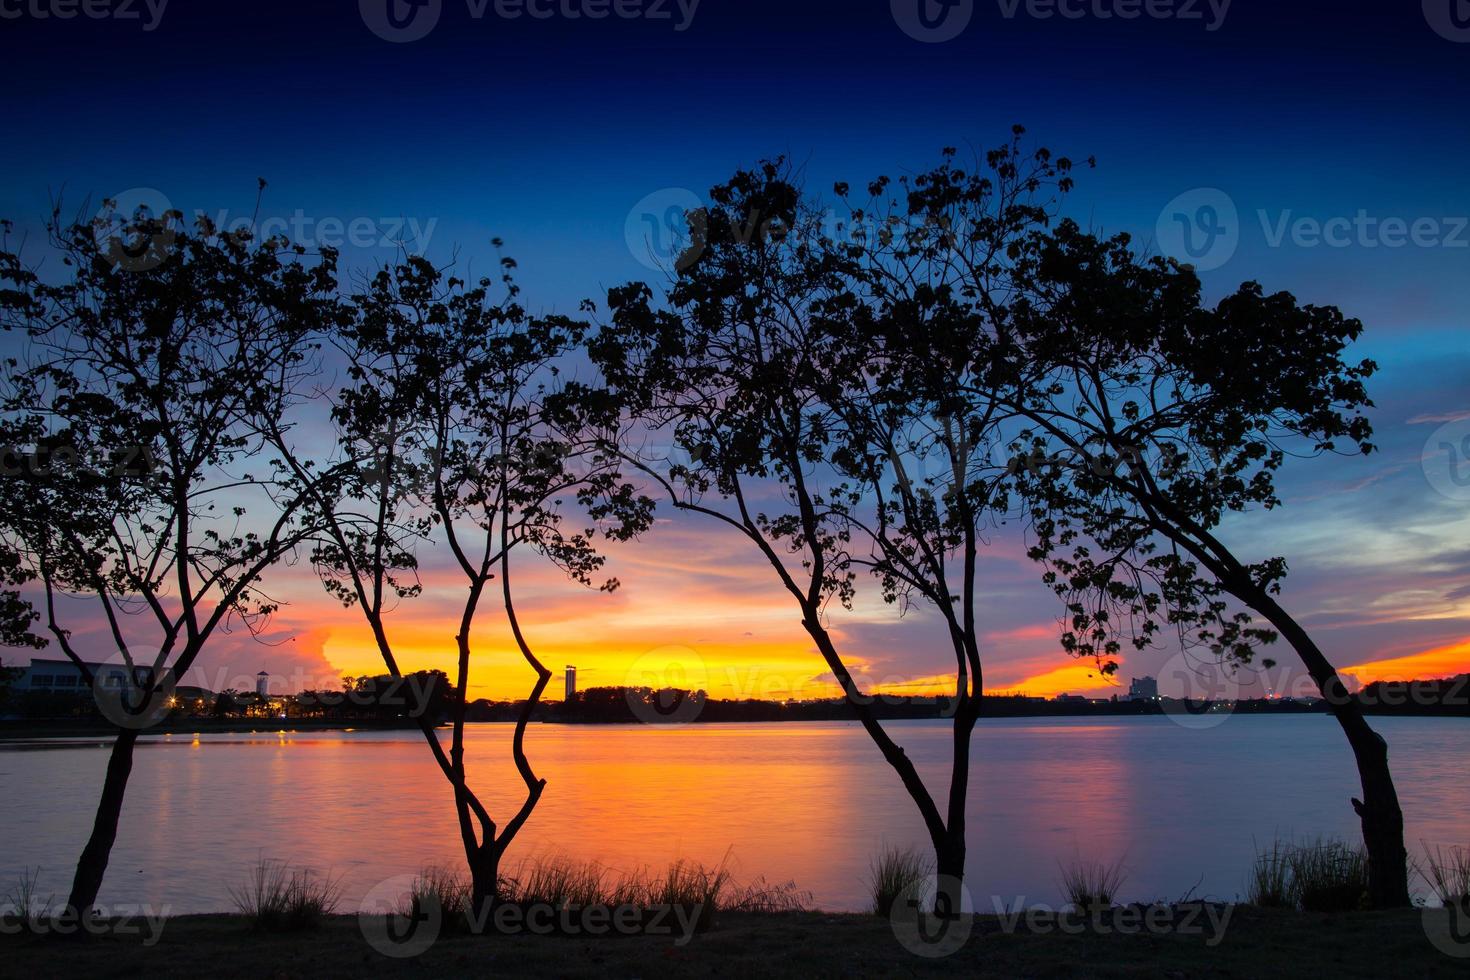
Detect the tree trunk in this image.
<box><xmin>65</xmin><ymin>727</ymin><xmax>139</xmax><ymax>916</ymax></box>
<box><xmin>467</xmin><ymin>844</ymin><xmax>499</xmax><ymax>933</ymax></box>
<box><xmin>933</xmin><ymin>835</ymin><xmax>967</xmax><ymax>918</ymax></box>
<box><xmin>1250</xmin><ymin>590</ymin><xmax>1411</xmax><ymax>908</ymax></box>
<box><xmin>933</xmin><ymin>689</ymin><xmax>978</xmax><ymax>917</ymax></box>
<box><xmin>1345</xmin><ymin>723</ymin><xmax>1410</xmax><ymax>909</ymax></box>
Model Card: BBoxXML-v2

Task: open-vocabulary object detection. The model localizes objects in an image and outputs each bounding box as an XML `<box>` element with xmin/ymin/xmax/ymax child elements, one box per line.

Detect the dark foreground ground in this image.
<box><xmin>3</xmin><ymin>906</ymin><xmax>1466</xmax><ymax>979</ymax></box>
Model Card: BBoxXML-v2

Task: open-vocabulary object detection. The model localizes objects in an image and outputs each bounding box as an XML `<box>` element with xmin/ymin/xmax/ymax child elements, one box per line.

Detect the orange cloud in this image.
<box><xmin>1340</xmin><ymin>637</ymin><xmax>1470</xmax><ymax>686</ymax></box>
<box><xmin>995</xmin><ymin>661</ymin><xmax>1122</xmax><ymax>699</ymax></box>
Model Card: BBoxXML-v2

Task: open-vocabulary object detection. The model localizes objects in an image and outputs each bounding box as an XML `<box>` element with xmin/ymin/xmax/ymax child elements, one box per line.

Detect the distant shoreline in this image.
<box><xmin>1</xmin><ymin>700</ymin><xmax>1464</xmax><ymax>742</ymax></box>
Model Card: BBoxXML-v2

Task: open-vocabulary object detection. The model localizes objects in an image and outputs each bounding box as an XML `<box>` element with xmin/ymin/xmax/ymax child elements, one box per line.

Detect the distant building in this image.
<box><xmin>564</xmin><ymin>666</ymin><xmax>577</xmax><ymax>701</ymax></box>
<box><xmin>1055</xmin><ymin>693</ymin><xmax>1087</xmax><ymax>703</ymax></box>
<box><xmin>1128</xmin><ymin>676</ymin><xmax>1159</xmax><ymax>701</ymax></box>
<box><xmin>256</xmin><ymin>671</ymin><xmax>270</xmax><ymax>697</ymax></box>
<box><xmin>16</xmin><ymin>658</ymin><xmax>153</xmax><ymax>694</ymax></box>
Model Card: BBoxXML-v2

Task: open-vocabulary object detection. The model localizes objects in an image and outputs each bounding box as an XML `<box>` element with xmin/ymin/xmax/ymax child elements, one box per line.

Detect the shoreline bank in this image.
<box><xmin>2</xmin><ymin>907</ymin><xmax>1464</xmax><ymax>978</ymax></box>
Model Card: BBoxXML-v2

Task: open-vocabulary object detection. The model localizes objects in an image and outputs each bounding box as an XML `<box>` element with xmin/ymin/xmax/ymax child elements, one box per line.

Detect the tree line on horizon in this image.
<box><xmin>7</xmin><ymin>667</ymin><xmax>1465</xmax><ymax>727</ymax></box>
<box><xmin>0</xmin><ymin>128</ymin><xmax>1419</xmax><ymax>921</ymax></box>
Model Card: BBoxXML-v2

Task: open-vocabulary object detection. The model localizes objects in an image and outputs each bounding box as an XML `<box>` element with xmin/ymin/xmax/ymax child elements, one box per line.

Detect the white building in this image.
<box><xmin>16</xmin><ymin>658</ymin><xmax>153</xmax><ymax>694</ymax></box>
<box><xmin>564</xmin><ymin>665</ymin><xmax>576</xmax><ymax>701</ymax></box>
<box><xmin>256</xmin><ymin>671</ymin><xmax>270</xmax><ymax>697</ymax></box>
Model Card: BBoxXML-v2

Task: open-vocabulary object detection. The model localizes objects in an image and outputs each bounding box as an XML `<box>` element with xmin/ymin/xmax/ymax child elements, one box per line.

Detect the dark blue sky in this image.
<box><xmin>7</xmin><ymin>0</ymin><xmax>1467</xmax><ymax>317</ymax></box>
<box><xmin>5</xmin><ymin>0</ymin><xmax>1470</xmax><ymax>696</ymax></box>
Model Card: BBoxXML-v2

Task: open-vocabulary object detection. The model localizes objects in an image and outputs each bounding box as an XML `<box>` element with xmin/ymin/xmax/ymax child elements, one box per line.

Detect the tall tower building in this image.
<box><xmin>256</xmin><ymin>671</ymin><xmax>269</xmax><ymax>697</ymax></box>
<box><xmin>564</xmin><ymin>665</ymin><xmax>577</xmax><ymax>701</ymax></box>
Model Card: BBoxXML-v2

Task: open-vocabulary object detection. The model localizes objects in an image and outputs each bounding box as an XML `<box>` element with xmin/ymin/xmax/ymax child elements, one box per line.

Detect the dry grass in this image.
<box><xmin>1057</xmin><ymin>857</ymin><xmax>1126</xmax><ymax>911</ymax></box>
<box><xmin>404</xmin><ymin>854</ymin><xmax>803</xmax><ymax>934</ymax></box>
<box><xmin>227</xmin><ymin>858</ymin><xmax>342</xmax><ymax>932</ymax></box>
<box><xmin>1288</xmin><ymin>839</ymin><xmax>1366</xmax><ymax>913</ymax></box>
<box><xmin>1421</xmin><ymin>843</ymin><xmax>1470</xmax><ymax>907</ymax></box>
<box><xmin>867</xmin><ymin>844</ymin><xmax>930</xmax><ymax>917</ymax></box>
<box><xmin>1244</xmin><ymin>838</ymin><xmax>1367</xmax><ymax>912</ymax></box>
<box><xmin>504</xmin><ymin>856</ymin><xmax>608</xmax><ymax>908</ymax></box>
<box><xmin>405</xmin><ymin>865</ymin><xmax>473</xmax><ymax>933</ymax></box>
<box><xmin>722</xmin><ymin>875</ymin><xmax>813</xmax><ymax>913</ymax></box>
<box><xmin>1</xmin><ymin>867</ymin><xmax>52</xmax><ymax>932</ymax></box>
<box><xmin>1248</xmin><ymin>839</ymin><xmax>1295</xmax><ymax>909</ymax></box>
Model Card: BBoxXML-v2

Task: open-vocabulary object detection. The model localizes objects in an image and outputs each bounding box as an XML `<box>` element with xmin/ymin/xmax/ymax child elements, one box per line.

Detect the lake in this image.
<box><xmin>1</xmin><ymin>715</ymin><xmax>1466</xmax><ymax>914</ymax></box>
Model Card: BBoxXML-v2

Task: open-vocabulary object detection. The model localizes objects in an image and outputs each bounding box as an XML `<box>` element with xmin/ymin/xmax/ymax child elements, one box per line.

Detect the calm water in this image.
<box><xmin>1</xmin><ymin>716</ymin><xmax>1466</xmax><ymax>913</ymax></box>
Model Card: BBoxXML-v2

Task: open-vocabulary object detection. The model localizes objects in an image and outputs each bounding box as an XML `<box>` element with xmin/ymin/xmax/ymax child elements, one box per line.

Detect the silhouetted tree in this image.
<box><xmin>591</xmin><ymin>144</ymin><xmax>1072</xmax><ymax>909</ymax></box>
<box><xmin>849</xmin><ymin>162</ymin><xmax>1409</xmax><ymax>907</ymax></box>
<box><xmin>0</xmin><ymin>203</ymin><xmax>338</xmax><ymax>915</ymax></box>
<box><xmin>272</xmin><ymin>250</ymin><xmax>651</xmax><ymax>918</ymax></box>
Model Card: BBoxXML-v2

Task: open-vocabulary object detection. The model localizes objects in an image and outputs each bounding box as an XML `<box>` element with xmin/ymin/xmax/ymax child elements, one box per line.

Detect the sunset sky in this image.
<box><xmin>5</xmin><ymin>1</ymin><xmax>1468</xmax><ymax>702</ymax></box>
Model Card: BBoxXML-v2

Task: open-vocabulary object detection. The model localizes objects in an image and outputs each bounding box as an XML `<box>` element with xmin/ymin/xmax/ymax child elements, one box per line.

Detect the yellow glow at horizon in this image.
<box><xmin>1341</xmin><ymin>638</ymin><xmax>1470</xmax><ymax>686</ymax></box>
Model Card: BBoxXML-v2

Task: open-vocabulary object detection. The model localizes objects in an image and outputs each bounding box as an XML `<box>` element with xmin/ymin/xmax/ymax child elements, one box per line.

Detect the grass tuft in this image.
<box><xmin>406</xmin><ymin>864</ymin><xmax>473</xmax><ymax>933</ymax></box>
<box><xmin>1287</xmin><ymin>839</ymin><xmax>1367</xmax><ymax>913</ymax></box>
<box><xmin>504</xmin><ymin>856</ymin><xmax>607</xmax><ymax>909</ymax></box>
<box><xmin>1</xmin><ymin>867</ymin><xmax>52</xmax><ymax>932</ymax></box>
<box><xmin>1245</xmin><ymin>837</ymin><xmax>1367</xmax><ymax>912</ymax></box>
<box><xmin>228</xmin><ymin>857</ymin><xmax>342</xmax><ymax>932</ymax></box>
<box><xmin>868</xmin><ymin>844</ymin><xmax>931</xmax><ymax>918</ymax></box>
<box><xmin>1421</xmin><ymin>843</ymin><xmax>1470</xmax><ymax>907</ymax></box>
<box><xmin>1248</xmin><ymin>839</ymin><xmax>1295</xmax><ymax>909</ymax></box>
<box><xmin>722</xmin><ymin>875</ymin><xmax>813</xmax><ymax>913</ymax></box>
<box><xmin>1058</xmin><ymin>857</ymin><xmax>1126</xmax><ymax>911</ymax></box>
